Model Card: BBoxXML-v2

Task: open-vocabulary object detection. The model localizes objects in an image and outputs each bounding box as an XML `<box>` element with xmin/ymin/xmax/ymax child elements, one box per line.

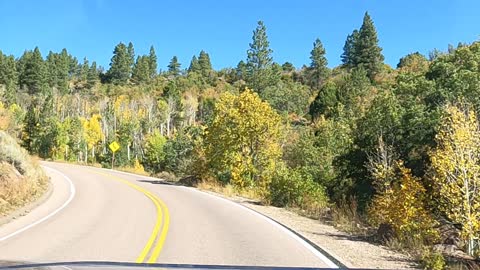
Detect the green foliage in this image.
<box><xmin>132</xmin><ymin>56</ymin><xmax>152</xmax><ymax>84</ymax></box>
<box><xmin>143</xmin><ymin>130</ymin><xmax>167</xmax><ymax>173</ymax></box>
<box><xmin>308</xmin><ymin>38</ymin><xmax>329</xmax><ymax>89</ymax></box>
<box><xmin>106</xmin><ymin>42</ymin><xmax>131</xmax><ymax>85</ymax></box>
<box><xmin>18</xmin><ymin>47</ymin><xmax>48</xmax><ymax>95</ymax></box>
<box><xmin>246</xmin><ymin>21</ymin><xmax>280</xmax><ymax>93</ymax></box>
<box><xmin>355</xmin><ymin>12</ymin><xmax>385</xmax><ymax>80</ymax></box>
<box><xmin>198</xmin><ymin>50</ymin><xmax>212</xmax><ymax>76</ymax></box>
<box><xmin>341</xmin><ymin>13</ymin><xmax>384</xmax><ymax>80</ymax></box>
<box><xmin>0</xmin><ymin>52</ymin><xmax>18</xmax><ymax>104</ymax></box>
<box><xmin>167</xmin><ymin>56</ymin><xmax>181</xmax><ymax>76</ymax></box>
<box><xmin>269</xmin><ymin>164</ymin><xmax>328</xmax><ymax>211</ymax></box>
<box><xmin>341</xmin><ymin>29</ymin><xmax>359</xmax><ymax>68</ymax></box>
<box><xmin>163</xmin><ymin>127</ymin><xmax>200</xmax><ymax>176</ymax></box>
<box><xmin>188</xmin><ymin>55</ymin><xmax>201</xmax><ymax>73</ymax></box>
<box><xmin>148</xmin><ymin>46</ymin><xmax>158</xmax><ymax>79</ymax></box>
<box><xmin>261</xmin><ymin>81</ymin><xmax>311</xmax><ymax>115</ymax></box>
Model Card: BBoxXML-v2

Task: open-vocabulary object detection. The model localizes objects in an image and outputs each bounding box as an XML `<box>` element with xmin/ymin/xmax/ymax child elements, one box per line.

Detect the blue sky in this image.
<box><xmin>0</xmin><ymin>0</ymin><xmax>479</xmax><ymax>71</ymax></box>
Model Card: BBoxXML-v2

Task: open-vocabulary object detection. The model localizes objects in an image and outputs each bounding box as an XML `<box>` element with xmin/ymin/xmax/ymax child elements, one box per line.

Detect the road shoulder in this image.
<box><xmin>198</xmin><ymin>189</ymin><xmax>419</xmax><ymax>269</ymax></box>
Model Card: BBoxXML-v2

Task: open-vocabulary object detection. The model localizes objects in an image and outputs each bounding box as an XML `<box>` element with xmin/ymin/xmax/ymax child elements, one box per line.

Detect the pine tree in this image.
<box><xmin>309</xmin><ymin>38</ymin><xmax>329</xmax><ymax>89</ymax></box>
<box><xmin>127</xmin><ymin>42</ymin><xmax>135</xmax><ymax>75</ymax></box>
<box><xmin>106</xmin><ymin>42</ymin><xmax>130</xmax><ymax>85</ymax></box>
<box><xmin>148</xmin><ymin>46</ymin><xmax>157</xmax><ymax>79</ymax></box>
<box><xmin>56</xmin><ymin>49</ymin><xmax>70</xmax><ymax>94</ymax></box>
<box><xmin>188</xmin><ymin>55</ymin><xmax>200</xmax><ymax>73</ymax></box>
<box><xmin>198</xmin><ymin>50</ymin><xmax>212</xmax><ymax>76</ymax></box>
<box><xmin>19</xmin><ymin>47</ymin><xmax>47</xmax><ymax>95</ymax></box>
<box><xmin>235</xmin><ymin>60</ymin><xmax>247</xmax><ymax>81</ymax></box>
<box><xmin>86</xmin><ymin>61</ymin><xmax>99</xmax><ymax>89</ymax></box>
<box><xmin>168</xmin><ymin>56</ymin><xmax>181</xmax><ymax>76</ymax></box>
<box><xmin>0</xmin><ymin>52</ymin><xmax>18</xmax><ymax>104</ymax></box>
<box><xmin>132</xmin><ymin>56</ymin><xmax>151</xmax><ymax>84</ymax></box>
<box><xmin>80</xmin><ymin>57</ymin><xmax>89</xmax><ymax>81</ymax></box>
<box><xmin>246</xmin><ymin>21</ymin><xmax>279</xmax><ymax>93</ymax></box>
<box><xmin>341</xmin><ymin>29</ymin><xmax>359</xmax><ymax>68</ymax></box>
<box><xmin>355</xmin><ymin>12</ymin><xmax>384</xmax><ymax>80</ymax></box>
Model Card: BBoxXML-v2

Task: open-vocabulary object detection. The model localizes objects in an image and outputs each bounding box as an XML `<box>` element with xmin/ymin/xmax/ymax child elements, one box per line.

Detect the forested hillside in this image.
<box><xmin>1</xmin><ymin>12</ymin><xmax>480</xmax><ymax>265</ymax></box>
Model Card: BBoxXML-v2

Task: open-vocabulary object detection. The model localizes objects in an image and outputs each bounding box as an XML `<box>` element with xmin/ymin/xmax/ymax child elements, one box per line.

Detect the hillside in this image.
<box><xmin>0</xmin><ymin>131</ymin><xmax>48</xmax><ymax>216</ymax></box>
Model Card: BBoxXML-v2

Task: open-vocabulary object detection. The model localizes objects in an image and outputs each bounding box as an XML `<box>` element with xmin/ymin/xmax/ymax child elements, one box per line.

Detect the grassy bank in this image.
<box><xmin>0</xmin><ymin>131</ymin><xmax>48</xmax><ymax>216</ymax></box>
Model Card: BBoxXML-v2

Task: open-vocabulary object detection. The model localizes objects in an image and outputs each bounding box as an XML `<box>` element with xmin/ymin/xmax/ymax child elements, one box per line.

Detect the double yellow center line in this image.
<box><xmin>89</xmin><ymin>170</ymin><xmax>170</xmax><ymax>263</ymax></box>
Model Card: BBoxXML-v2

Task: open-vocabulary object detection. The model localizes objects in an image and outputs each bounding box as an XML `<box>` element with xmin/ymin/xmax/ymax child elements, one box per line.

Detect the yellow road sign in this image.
<box><xmin>109</xmin><ymin>141</ymin><xmax>120</xmax><ymax>153</ymax></box>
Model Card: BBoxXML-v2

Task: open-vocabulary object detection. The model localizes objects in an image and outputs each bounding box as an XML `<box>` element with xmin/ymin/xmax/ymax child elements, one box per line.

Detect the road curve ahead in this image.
<box><xmin>0</xmin><ymin>162</ymin><xmax>337</xmax><ymax>268</ymax></box>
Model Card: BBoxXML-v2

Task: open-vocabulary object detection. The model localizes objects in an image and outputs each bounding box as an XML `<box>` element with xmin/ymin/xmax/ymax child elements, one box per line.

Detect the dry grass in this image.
<box><xmin>330</xmin><ymin>199</ymin><xmax>369</xmax><ymax>236</ymax></box>
<box><xmin>196</xmin><ymin>180</ymin><xmax>261</xmax><ymax>201</ymax></box>
<box><xmin>0</xmin><ymin>131</ymin><xmax>48</xmax><ymax>216</ymax></box>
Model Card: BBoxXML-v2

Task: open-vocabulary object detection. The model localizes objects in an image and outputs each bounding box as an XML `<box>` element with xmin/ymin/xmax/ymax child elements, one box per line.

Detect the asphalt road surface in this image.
<box><xmin>0</xmin><ymin>162</ymin><xmax>338</xmax><ymax>268</ymax></box>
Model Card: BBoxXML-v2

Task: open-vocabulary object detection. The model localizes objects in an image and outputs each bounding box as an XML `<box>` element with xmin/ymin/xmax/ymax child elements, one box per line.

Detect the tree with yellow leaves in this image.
<box><xmin>204</xmin><ymin>89</ymin><xmax>282</xmax><ymax>191</ymax></box>
<box><xmin>368</xmin><ymin>136</ymin><xmax>437</xmax><ymax>243</ymax></box>
<box><xmin>81</xmin><ymin>114</ymin><xmax>103</xmax><ymax>162</ymax></box>
<box><xmin>429</xmin><ymin>104</ymin><xmax>480</xmax><ymax>256</ymax></box>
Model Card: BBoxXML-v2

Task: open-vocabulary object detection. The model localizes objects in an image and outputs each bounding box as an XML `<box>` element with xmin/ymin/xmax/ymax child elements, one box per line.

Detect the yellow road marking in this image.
<box><xmin>88</xmin><ymin>169</ymin><xmax>169</xmax><ymax>263</ymax></box>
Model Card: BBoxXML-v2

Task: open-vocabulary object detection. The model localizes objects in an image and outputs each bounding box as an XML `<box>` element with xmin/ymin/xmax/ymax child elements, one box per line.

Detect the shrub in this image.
<box><xmin>0</xmin><ymin>131</ymin><xmax>48</xmax><ymax>215</ymax></box>
<box><xmin>269</xmin><ymin>165</ymin><xmax>328</xmax><ymax>212</ymax></box>
<box><xmin>421</xmin><ymin>248</ymin><xmax>446</xmax><ymax>270</ymax></box>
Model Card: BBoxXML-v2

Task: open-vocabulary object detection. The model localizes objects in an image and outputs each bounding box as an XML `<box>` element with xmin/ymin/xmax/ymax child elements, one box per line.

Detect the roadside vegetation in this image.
<box><xmin>0</xmin><ymin>115</ymin><xmax>48</xmax><ymax>216</ymax></box>
<box><xmin>1</xmin><ymin>11</ymin><xmax>480</xmax><ymax>269</ymax></box>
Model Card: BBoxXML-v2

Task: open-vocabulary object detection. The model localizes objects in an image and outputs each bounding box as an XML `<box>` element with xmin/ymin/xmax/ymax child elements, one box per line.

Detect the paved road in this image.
<box><xmin>0</xmin><ymin>162</ymin><xmax>337</xmax><ymax>268</ymax></box>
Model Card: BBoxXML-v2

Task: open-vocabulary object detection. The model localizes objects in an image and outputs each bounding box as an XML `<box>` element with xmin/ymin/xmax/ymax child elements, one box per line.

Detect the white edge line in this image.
<box><xmin>96</xmin><ymin>167</ymin><xmax>339</xmax><ymax>268</ymax></box>
<box><xmin>0</xmin><ymin>166</ymin><xmax>76</xmax><ymax>242</ymax></box>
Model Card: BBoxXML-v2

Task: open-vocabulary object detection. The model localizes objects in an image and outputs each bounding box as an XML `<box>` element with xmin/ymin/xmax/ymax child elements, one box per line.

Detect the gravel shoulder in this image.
<box><xmin>199</xmin><ymin>190</ymin><xmax>419</xmax><ymax>269</ymax></box>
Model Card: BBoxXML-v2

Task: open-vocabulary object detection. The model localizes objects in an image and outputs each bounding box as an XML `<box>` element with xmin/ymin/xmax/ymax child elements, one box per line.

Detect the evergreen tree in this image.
<box><xmin>148</xmin><ymin>46</ymin><xmax>157</xmax><ymax>79</ymax></box>
<box><xmin>127</xmin><ymin>42</ymin><xmax>135</xmax><ymax>74</ymax></box>
<box><xmin>309</xmin><ymin>38</ymin><xmax>329</xmax><ymax>89</ymax></box>
<box><xmin>354</xmin><ymin>12</ymin><xmax>384</xmax><ymax>80</ymax></box>
<box><xmin>132</xmin><ymin>55</ymin><xmax>151</xmax><ymax>84</ymax></box>
<box><xmin>281</xmin><ymin>62</ymin><xmax>295</xmax><ymax>73</ymax></box>
<box><xmin>168</xmin><ymin>56</ymin><xmax>181</xmax><ymax>76</ymax></box>
<box><xmin>235</xmin><ymin>60</ymin><xmax>247</xmax><ymax>81</ymax></box>
<box><xmin>80</xmin><ymin>57</ymin><xmax>90</xmax><ymax>81</ymax></box>
<box><xmin>45</xmin><ymin>51</ymin><xmax>57</xmax><ymax>87</ymax></box>
<box><xmin>0</xmin><ymin>53</ymin><xmax>18</xmax><ymax>104</ymax></box>
<box><xmin>56</xmin><ymin>49</ymin><xmax>70</xmax><ymax>94</ymax></box>
<box><xmin>23</xmin><ymin>100</ymin><xmax>40</xmax><ymax>152</ymax></box>
<box><xmin>86</xmin><ymin>61</ymin><xmax>99</xmax><ymax>89</ymax></box>
<box><xmin>188</xmin><ymin>55</ymin><xmax>200</xmax><ymax>73</ymax></box>
<box><xmin>198</xmin><ymin>50</ymin><xmax>212</xmax><ymax>76</ymax></box>
<box><xmin>341</xmin><ymin>29</ymin><xmax>359</xmax><ymax>68</ymax></box>
<box><xmin>246</xmin><ymin>21</ymin><xmax>279</xmax><ymax>93</ymax></box>
<box><xmin>106</xmin><ymin>42</ymin><xmax>130</xmax><ymax>85</ymax></box>
<box><xmin>19</xmin><ymin>47</ymin><xmax>47</xmax><ymax>95</ymax></box>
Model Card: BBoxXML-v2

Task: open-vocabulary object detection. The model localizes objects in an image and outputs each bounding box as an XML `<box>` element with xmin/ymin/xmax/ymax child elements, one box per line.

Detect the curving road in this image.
<box><xmin>0</xmin><ymin>162</ymin><xmax>337</xmax><ymax>268</ymax></box>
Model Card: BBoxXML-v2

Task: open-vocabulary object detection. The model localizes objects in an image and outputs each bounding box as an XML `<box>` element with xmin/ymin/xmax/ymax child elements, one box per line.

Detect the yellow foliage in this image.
<box><xmin>429</xmin><ymin>104</ymin><xmax>480</xmax><ymax>255</ymax></box>
<box><xmin>133</xmin><ymin>158</ymin><xmax>145</xmax><ymax>173</ymax></box>
<box><xmin>369</xmin><ymin>157</ymin><xmax>438</xmax><ymax>243</ymax></box>
<box><xmin>204</xmin><ymin>89</ymin><xmax>282</xmax><ymax>190</ymax></box>
<box><xmin>81</xmin><ymin>114</ymin><xmax>103</xmax><ymax>149</ymax></box>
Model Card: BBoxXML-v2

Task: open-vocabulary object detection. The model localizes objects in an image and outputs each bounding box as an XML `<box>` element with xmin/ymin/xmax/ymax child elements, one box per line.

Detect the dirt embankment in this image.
<box><xmin>0</xmin><ymin>131</ymin><xmax>48</xmax><ymax>217</ymax></box>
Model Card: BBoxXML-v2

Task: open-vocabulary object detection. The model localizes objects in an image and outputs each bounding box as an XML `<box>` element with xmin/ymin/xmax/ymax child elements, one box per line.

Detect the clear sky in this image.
<box><xmin>0</xmin><ymin>0</ymin><xmax>479</xmax><ymax>71</ymax></box>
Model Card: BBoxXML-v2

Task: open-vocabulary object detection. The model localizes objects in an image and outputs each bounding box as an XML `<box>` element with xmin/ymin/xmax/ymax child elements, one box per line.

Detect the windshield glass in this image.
<box><xmin>0</xmin><ymin>1</ymin><xmax>478</xmax><ymax>270</ymax></box>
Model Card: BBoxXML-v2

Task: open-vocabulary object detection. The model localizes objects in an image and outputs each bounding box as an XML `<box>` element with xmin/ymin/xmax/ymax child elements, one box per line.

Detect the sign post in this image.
<box><xmin>108</xmin><ymin>141</ymin><xmax>120</xmax><ymax>169</ymax></box>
